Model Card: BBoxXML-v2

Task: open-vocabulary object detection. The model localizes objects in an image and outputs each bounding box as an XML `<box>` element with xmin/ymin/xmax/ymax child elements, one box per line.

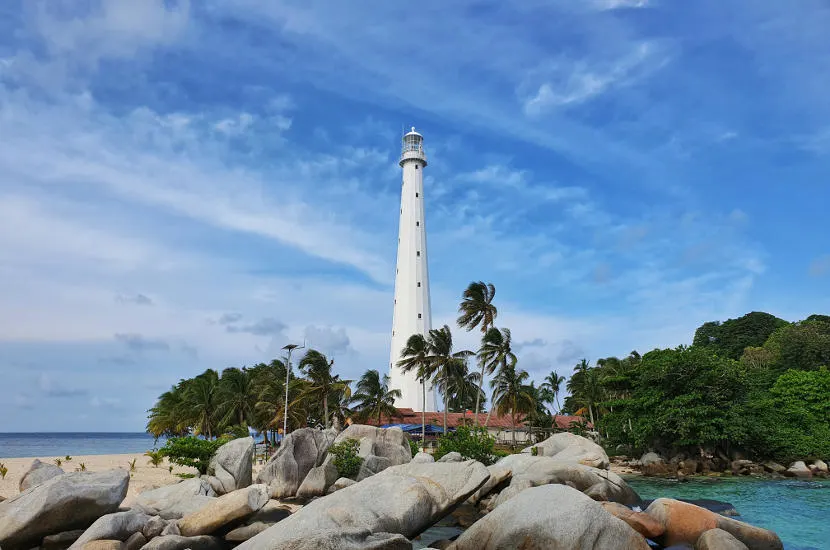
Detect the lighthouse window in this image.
<box><xmin>415</xmin><ymin>165</ymin><xmax>419</xmax><ymax>170</ymax></box>
<box><xmin>416</xmin><ymin>251</ymin><xmax>421</xmax><ymax>256</ymax></box>
<box><xmin>416</xmin><ymin>221</ymin><xmax>420</xmax><ymax>226</ymax></box>
<box><xmin>418</xmin><ymin>314</ymin><xmax>422</xmax><ymax>319</ymax></box>
<box><xmin>416</xmin><ymin>193</ymin><xmax>419</xmax><ymax>197</ymax></box>
<box><xmin>417</xmin><ymin>282</ymin><xmax>421</xmax><ymax>287</ymax></box>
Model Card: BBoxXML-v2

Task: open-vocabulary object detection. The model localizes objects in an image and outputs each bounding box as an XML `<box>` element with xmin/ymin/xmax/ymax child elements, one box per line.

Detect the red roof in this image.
<box><xmin>360</xmin><ymin>408</ymin><xmax>591</xmax><ymax>430</ymax></box>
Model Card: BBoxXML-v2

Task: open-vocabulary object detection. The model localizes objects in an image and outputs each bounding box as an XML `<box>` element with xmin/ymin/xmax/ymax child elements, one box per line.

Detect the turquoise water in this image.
<box><xmin>0</xmin><ymin>433</ymin><xmax>163</xmax><ymax>458</ymax></box>
<box><xmin>628</xmin><ymin>477</ymin><xmax>830</xmax><ymax>550</ymax></box>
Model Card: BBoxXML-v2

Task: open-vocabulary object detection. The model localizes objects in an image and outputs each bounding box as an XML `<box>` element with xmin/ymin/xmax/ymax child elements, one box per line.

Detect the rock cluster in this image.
<box><xmin>0</xmin><ymin>431</ymin><xmax>789</xmax><ymax>550</ymax></box>
<box><xmin>624</xmin><ymin>451</ymin><xmax>829</xmax><ymax>480</ymax></box>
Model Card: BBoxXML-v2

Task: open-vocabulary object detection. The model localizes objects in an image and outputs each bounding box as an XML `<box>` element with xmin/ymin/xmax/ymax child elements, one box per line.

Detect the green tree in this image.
<box><xmin>693</xmin><ymin>311</ymin><xmax>789</xmax><ymax>360</ymax></box>
<box><xmin>763</xmin><ymin>318</ymin><xmax>830</xmax><ymax>375</ymax></box>
<box><xmin>439</xmin><ymin>356</ymin><xmax>484</xmax><ymax>417</ymax></box>
<box><xmin>566</xmin><ymin>359</ymin><xmax>603</xmax><ymax>426</ymax></box>
<box><xmin>351</xmin><ymin>369</ymin><xmax>401</xmax><ymax>424</ymax></box>
<box><xmin>398</xmin><ymin>333</ymin><xmax>436</xmax><ymax>446</ymax></box>
<box><xmin>540</xmin><ymin>370</ymin><xmax>566</xmax><ymax>414</ymax></box>
<box><xmin>490</xmin><ymin>363</ymin><xmax>535</xmax><ymax>446</ymax></box>
<box><xmin>216</xmin><ymin>367</ymin><xmax>255</xmax><ymax>429</ymax></box>
<box><xmin>456</xmin><ymin>281</ymin><xmax>498</xmax><ymax>425</ymax></box>
<box><xmin>479</xmin><ymin>327</ymin><xmax>517</xmax><ymax>427</ymax></box>
<box><xmin>426</xmin><ymin>325</ymin><xmax>473</xmax><ymax>433</ymax></box>
<box><xmin>185</xmin><ymin>370</ymin><xmax>221</xmax><ymax>439</ymax></box>
<box><xmin>297</xmin><ymin>350</ymin><xmax>351</xmax><ymax>428</ymax></box>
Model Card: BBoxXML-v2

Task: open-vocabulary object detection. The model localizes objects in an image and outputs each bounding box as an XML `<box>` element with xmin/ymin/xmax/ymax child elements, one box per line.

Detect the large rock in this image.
<box><xmin>640</xmin><ymin>452</ymin><xmax>672</xmax><ymax>476</ymax></box>
<box><xmin>237</xmin><ymin>460</ymin><xmax>489</xmax><ymax>549</ymax></box>
<box><xmin>810</xmin><ymin>459</ymin><xmax>828</xmax><ymax>475</ymax></box>
<box><xmin>205</xmin><ymin>436</ymin><xmax>254</xmax><ymax>494</ymax></box>
<box><xmin>333</xmin><ymin>424</ymin><xmax>412</xmax><ymax>466</ymax></box>
<box><xmin>255</xmin><ymin>428</ymin><xmax>337</xmax><ymax>498</ymax></box>
<box><xmin>178</xmin><ymin>484</ymin><xmax>269</xmax><ymax>536</ymax></box>
<box><xmin>412</xmin><ymin>452</ymin><xmax>434</xmax><ymax>464</ymax></box>
<box><xmin>132</xmin><ymin>478</ymin><xmax>216</xmax><ymax>519</ymax></box>
<box><xmin>600</xmin><ymin>501</ymin><xmax>665</xmax><ymax>540</ymax></box>
<box><xmin>468</xmin><ymin>464</ymin><xmax>511</xmax><ymax>505</ymax></box>
<box><xmin>696</xmin><ymin>528</ymin><xmax>749</xmax><ymax>550</ymax></box>
<box><xmin>437</xmin><ymin>452</ymin><xmax>462</xmax><ymax>463</ymax></box>
<box><xmin>784</xmin><ymin>461</ymin><xmax>812</xmax><ymax>478</ymax></box>
<box><xmin>0</xmin><ymin>470</ymin><xmax>129</xmax><ymax>549</ymax></box>
<box><xmin>327</xmin><ymin>477</ymin><xmax>357</xmax><ymax>494</ymax></box>
<box><xmin>69</xmin><ymin>510</ymin><xmax>152</xmax><ymax>549</ymax></box>
<box><xmin>485</xmin><ymin>454</ymin><xmax>640</xmax><ymax>509</ymax></box>
<box><xmin>123</xmin><ymin>532</ymin><xmax>147</xmax><ymax>550</ymax></box>
<box><xmin>43</xmin><ymin>529</ymin><xmax>86</xmax><ymax>550</ymax></box>
<box><xmin>140</xmin><ymin>535</ymin><xmax>223</xmax><ymax>550</ymax></box>
<box><xmin>225</xmin><ymin>522</ymin><xmax>272</xmax><ymax>542</ymax></box>
<box><xmin>523</xmin><ymin>432</ymin><xmax>610</xmax><ymax>469</ymax></box>
<box><xmin>82</xmin><ymin>541</ymin><xmax>123</xmax><ymax>550</ymax></box>
<box><xmin>356</xmin><ymin>455</ymin><xmax>392</xmax><ymax>481</ymax></box>
<box><xmin>296</xmin><ymin>461</ymin><xmax>339</xmax><ymax>498</ymax></box>
<box><xmin>449</xmin><ymin>484</ymin><xmax>649</xmax><ymax>550</ymax></box>
<box><xmin>263</xmin><ymin>528</ymin><xmax>412</xmax><ymax>549</ymax></box>
<box><xmin>19</xmin><ymin>459</ymin><xmax>65</xmax><ymax>492</ymax></box>
<box><xmin>646</xmin><ymin>498</ymin><xmax>783</xmax><ymax>549</ymax></box>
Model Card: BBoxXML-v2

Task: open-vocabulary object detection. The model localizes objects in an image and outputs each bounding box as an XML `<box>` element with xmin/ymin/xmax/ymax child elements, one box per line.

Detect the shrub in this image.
<box><xmin>409</xmin><ymin>438</ymin><xmax>420</xmax><ymax>457</ymax></box>
<box><xmin>159</xmin><ymin>436</ymin><xmax>229</xmax><ymax>475</ymax></box>
<box><xmin>530</xmin><ymin>446</ymin><xmax>539</xmax><ymax>456</ymax></box>
<box><xmin>145</xmin><ymin>449</ymin><xmax>165</xmax><ymax>467</ymax></box>
<box><xmin>176</xmin><ymin>473</ymin><xmax>196</xmax><ymax>479</ymax></box>
<box><xmin>54</xmin><ymin>458</ymin><xmax>63</xmax><ymax>467</ymax></box>
<box><xmin>129</xmin><ymin>458</ymin><xmax>137</xmax><ymax>472</ymax></box>
<box><xmin>222</xmin><ymin>425</ymin><xmax>250</xmax><ymax>439</ymax></box>
<box><xmin>78</xmin><ymin>462</ymin><xmax>87</xmax><ymax>471</ymax></box>
<box><xmin>168</xmin><ymin>465</ymin><xmax>174</xmax><ymax>473</ymax></box>
<box><xmin>328</xmin><ymin>438</ymin><xmax>363</xmax><ymax>479</ymax></box>
<box><xmin>433</xmin><ymin>426</ymin><xmax>497</xmax><ymax>465</ymax></box>
<box><xmin>65</xmin><ymin>455</ymin><xmax>72</xmax><ymax>461</ymax></box>
<box><xmin>0</xmin><ymin>463</ymin><xmax>7</xmax><ymax>479</ymax></box>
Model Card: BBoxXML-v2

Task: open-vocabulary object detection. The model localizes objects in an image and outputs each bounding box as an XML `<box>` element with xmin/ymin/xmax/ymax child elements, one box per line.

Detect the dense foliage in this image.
<box><xmin>327</xmin><ymin>438</ymin><xmax>363</xmax><ymax>479</ymax></box>
<box><xmin>567</xmin><ymin>311</ymin><xmax>830</xmax><ymax>463</ymax></box>
<box><xmin>159</xmin><ymin>436</ymin><xmax>229</xmax><ymax>474</ymax></box>
<box><xmin>433</xmin><ymin>425</ymin><xmax>497</xmax><ymax>465</ymax></box>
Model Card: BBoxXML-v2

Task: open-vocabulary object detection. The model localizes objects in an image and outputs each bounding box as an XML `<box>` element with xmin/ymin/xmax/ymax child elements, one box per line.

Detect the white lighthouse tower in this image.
<box><xmin>388</xmin><ymin>127</ymin><xmax>436</xmax><ymax>412</ymax></box>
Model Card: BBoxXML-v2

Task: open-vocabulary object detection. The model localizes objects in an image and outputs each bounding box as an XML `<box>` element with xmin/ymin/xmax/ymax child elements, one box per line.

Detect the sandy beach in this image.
<box><xmin>0</xmin><ymin>453</ymin><xmax>209</xmax><ymax>504</ymax></box>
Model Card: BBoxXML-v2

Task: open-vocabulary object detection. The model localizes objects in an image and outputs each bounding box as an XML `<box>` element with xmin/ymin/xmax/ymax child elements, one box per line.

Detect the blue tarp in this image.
<box><xmin>380</xmin><ymin>423</ymin><xmax>446</xmax><ymax>434</ymax></box>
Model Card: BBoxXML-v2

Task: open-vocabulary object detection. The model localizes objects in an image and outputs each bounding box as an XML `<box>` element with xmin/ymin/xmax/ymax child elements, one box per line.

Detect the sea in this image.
<box><xmin>0</xmin><ymin>432</ymin><xmax>164</xmax><ymax>458</ymax></box>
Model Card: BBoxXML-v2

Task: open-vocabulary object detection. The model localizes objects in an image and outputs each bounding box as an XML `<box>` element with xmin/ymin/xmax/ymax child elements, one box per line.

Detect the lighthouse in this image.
<box><xmin>388</xmin><ymin>127</ymin><xmax>436</xmax><ymax>412</ymax></box>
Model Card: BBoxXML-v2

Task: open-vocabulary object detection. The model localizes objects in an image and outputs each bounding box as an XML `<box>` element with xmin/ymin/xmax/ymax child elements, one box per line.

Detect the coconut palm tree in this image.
<box><xmin>566</xmin><ymin>359</ymin><xmax>603</xmax><ymax>426</ymax></box>
<box><xmin>398</xmin><ymin>333</ymin><xmax>436</xmax><ymax>447</ymax></box>
<box><xmin>425</xmin><ymin>324</ymin><xmax>473</xmax><ymax>432</ymax></box>
<box><xmin>250</xmin><ymin>360</ymin><xmax>286</xmax><ymax>442</ymax></box>
<box><xmin>490</xmin><ymin>364</ymin><xmax>535</xmax><ymax>447</ymax></box>
<box><xmin>456</xmin><ymin>281</ymin><xmax>498</xmax><ymax>425</ymax></box>
<box><xmin>540</xmin><ymin>370</ymin><xmax>566</xmax><ymax>414</ymax></box>
<box><xmin>351</xmin><ymin>369</ymin><xmax>401</xmax><ymax>424</ymax></box>
<box><xmin>146</xmin><ymin>382</ymin><xmax>189</xmax><ymax>439</ymax></box>
<box><xmin>185</xmin><ymin>369</ymin><xmax>221</xmax><ymax>438</ymax></box>
<box><xmin>438</xmin><ymin>356</ymin><xmax>483</xmax><ymax>419</ymax></box>
<box><xmin>216</xmin><ymin>367</ymin><xmax>256</xmax><ymax>430</ymax></box>
<box><xmin>479</xmin><ymin>327</ymin><xmax>517</xmax><ymax>426</ymax></box>
<box><xmin>297</xmin><ymin>350</ymin><xmax>351</xmax><ymax>428</ymax></box>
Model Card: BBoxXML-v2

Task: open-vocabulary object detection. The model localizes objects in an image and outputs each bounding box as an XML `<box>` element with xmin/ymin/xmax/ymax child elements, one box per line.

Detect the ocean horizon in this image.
<box><xmin>0</xmin><ymin>432</ymin><xmax>165</xmax><ymax>458</ymax></box>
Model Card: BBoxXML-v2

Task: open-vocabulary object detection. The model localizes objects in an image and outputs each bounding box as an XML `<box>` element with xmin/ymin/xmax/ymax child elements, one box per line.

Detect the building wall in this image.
<box><xmin>388</xmin><ymin>144</ymin><xmax>436</xmax><ymax>411</ymax></box>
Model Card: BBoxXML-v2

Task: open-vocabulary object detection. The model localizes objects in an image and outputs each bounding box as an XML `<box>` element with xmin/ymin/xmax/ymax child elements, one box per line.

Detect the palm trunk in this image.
<box><xmin>511</xmin><ymin>410</ymin><xmax>516</xmax><ymax>447</ymax></box>
<box><xmin>484</xmin><ymin>391</ymin><xmax>495</xmax><ymax>427</ymax></box>
<box><xmin>443</xmin><ymin>384</ymin><xmax>448</xmax><ymax>434</ymax></box>
<box><xmin>324</xmin><ymin>395</ymin><xmax>329</xmax><ymax>429</ymax></box>
<box><xmin>474</xmin><ymin>362</ymin><xmax>485</xmax><ymax>427</ymax></box>
<box><xmin>421</xmin><ymin>379</ymin><xmax>426</xmax><ymax>451</ymax></box>
<box><xmin>555</xmin><ymin>394</ymin><xmax>562</xmax><ymax>415</ymax></box>
<box><xmin>588</xmin><ymin>404</ymin><xmax>595</xmax><ymax>427</ymax></box>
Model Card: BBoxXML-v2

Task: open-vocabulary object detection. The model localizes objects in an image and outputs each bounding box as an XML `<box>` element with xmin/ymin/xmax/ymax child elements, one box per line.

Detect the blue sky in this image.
<box><xmin>1</xmin><ymin>0</ymin><xmax>828</xmax><ymax>431</ymax></box>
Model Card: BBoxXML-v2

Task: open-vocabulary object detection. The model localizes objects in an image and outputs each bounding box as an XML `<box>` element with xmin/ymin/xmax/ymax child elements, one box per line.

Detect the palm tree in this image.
<box><xmin>566</xmin><ymin>359</ymin><xmax>603</xmax><ymax>427</ymax></box>
<box><xmin>479</xmin><ymin>327</ymin><xmax>517</xmax><ymax>427</ymax></box>
<box><xmin>185</xmin><ymin>369</ymin><xmax>220</xmax><ymax>438</ymax></box>
<box><xmin>540</xmin><ymin>370</ymin><xmax>566</xmax><ymax>415</ymax></box>
<box><xmin>398</xmin><ymin>333</ymin><xmax>436</xmax><ymax>447</ymax></box>
<box><xmin>425</xmin><ymin>325</ymin><xmax>473</xmax><ymax>433</ymax></box>
<box><xmin>297</xmin><ymin>350</ymin><xmax>351</xmax><ymax>428</ymax></box>
<box><xmin>490</xmin><ymin>364</ymin><xmax>535</xmax><ymax>447</ymax></box>
<box><xmin>216</xmin><ymin>367</ymin><xmax>256</xmax><ymax>430</ymax></box>
<box><xmin>456</xmin><ymin>281</ymin><xmax>498</xmax><ymax>425</ymax></box>
<box><xmin>351</xmin><ymin>369</ymin><xmax>401</xmax><ymax>424</ymax></box>
<box><xmin>146</xmin><ymin>382</ymin><xmax>189</xmax><ymax>439</ymax></box>
<box><xmin>250</xmin><ymin>360</ymin><xmax>286</xmax><ymax>443</ymax></box>
<box><xmin>439</xmin><ymin>356</ymin><xmax>483</xmax><ymax>419</ymax></box>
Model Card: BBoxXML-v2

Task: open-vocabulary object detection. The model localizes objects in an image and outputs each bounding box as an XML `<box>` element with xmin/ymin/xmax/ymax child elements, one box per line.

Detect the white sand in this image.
<box><xmin>0</xmin><ymin>453</ymin><xmax>205</xmax><ymax>503</ymax></box>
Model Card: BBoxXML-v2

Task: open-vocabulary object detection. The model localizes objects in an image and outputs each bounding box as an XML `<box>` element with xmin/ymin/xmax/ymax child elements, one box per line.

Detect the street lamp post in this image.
<box><xmin>282</xmin><ymin>342</ymin><xmax>305</xmax><ymax>438</ymax></box>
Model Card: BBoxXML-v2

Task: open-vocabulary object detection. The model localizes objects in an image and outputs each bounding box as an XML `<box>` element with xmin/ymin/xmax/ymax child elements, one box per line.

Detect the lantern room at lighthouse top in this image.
<box><xmin>400</xmin><ymin>127</ymin><xmax>427</xmax><ymax>167</ymax></box>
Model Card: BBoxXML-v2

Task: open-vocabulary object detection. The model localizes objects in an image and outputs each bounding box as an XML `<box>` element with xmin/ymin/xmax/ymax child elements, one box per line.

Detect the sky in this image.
<box><xmin>1</xmin><ymin>0</ymin><xmax>828</xmax><ymax>432</ymax></box>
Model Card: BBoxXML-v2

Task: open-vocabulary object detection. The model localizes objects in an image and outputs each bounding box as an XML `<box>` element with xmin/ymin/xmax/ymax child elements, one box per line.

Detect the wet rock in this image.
<box><xmin>449</xmin><ymin>484</ymin><xmax>649</xmax><ymax>550</ymax></box>
<box><xmin>0</xmin><ymin>470</ymin><xmax>129</xmax><ymax>550</ymax></box>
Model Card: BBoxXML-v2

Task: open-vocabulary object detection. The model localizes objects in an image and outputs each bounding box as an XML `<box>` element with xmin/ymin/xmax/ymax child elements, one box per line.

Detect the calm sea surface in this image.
<box><xmin>0</xmin><ymin>433</ymin><xmax>164</xmax><ymax>458</ymax></box>
<box><xmin>628</xmin><ymin>476</ymin><xmax>830</xmax><ymax>550</ymax></box>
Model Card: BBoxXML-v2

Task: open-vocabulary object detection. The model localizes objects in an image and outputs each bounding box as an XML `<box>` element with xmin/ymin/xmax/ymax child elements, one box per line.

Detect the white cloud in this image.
<box><xmin>522</xmin><ymin>42</ymin><xmax>665</xmax><ymax>114</ymax></box>
<box><xmin>591</xmin><ymin>0</ymin><xmax>650</xmax><ymax>10</ymax></box>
